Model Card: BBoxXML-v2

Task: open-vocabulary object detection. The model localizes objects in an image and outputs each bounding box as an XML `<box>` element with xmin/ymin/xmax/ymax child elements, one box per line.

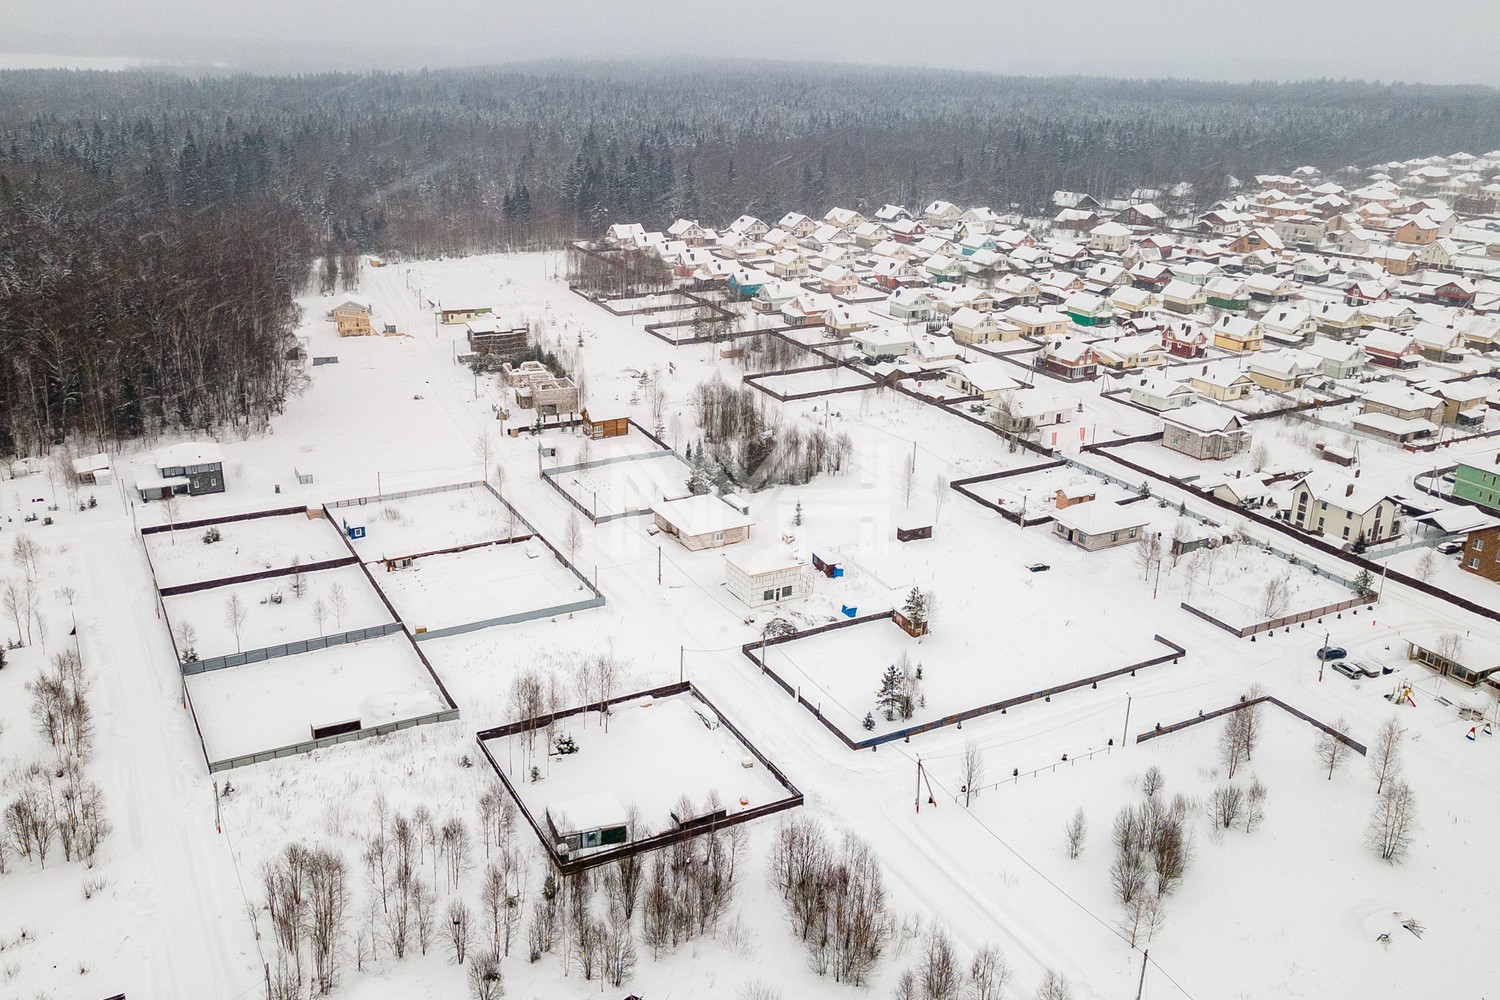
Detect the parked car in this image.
<box><xmin>1316</xmin><ymin>645</ymin><xmax>1348</xmax><ymax>661</ymax></box>
<box><xmin>1330</xmin><ymin>660</ymin><xmax>1361</xmax><ymax>679</ymax></box>
<box><xmin>1437</xmin><ymin>540</ymin><xmax>1465</xmax><ymax>555</ymax></box>
<box><xmin>1344</xmin><ymin>660</ymin><xmax>1381</xmax><ymax>678</ymax></box>
<box><xmin>1026</xmin><ymin>562</ymin><xmax>1051</xmax><ymax>573</ymax></box>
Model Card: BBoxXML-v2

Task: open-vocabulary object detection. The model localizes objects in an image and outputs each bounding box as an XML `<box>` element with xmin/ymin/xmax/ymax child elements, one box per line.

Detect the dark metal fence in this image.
<box><xmin>1136</xmin><ymin>695</ymin><xmax>1367</xmax><ymax>755</ymax></box>
<box><xmin>474</xmin><ymin>682</ymin><xmax>803</xmax><ymax>874</ymax></box>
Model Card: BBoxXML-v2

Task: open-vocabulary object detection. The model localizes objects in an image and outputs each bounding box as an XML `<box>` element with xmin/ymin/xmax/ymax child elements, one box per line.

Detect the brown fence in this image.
<box><xmin>156</xmin><ymin>555</ymin><xmax>358</xmax><ymax>598</ymax></box>
<box><xmin>949</xmin><ymin>462</ymin><xmax>1067</xmax><ymax>526</ymax></box>
<box><xmin>1136</xmin><ymin>695</ymin><xmax>1366</xmax><ymax>755</ymax></box>
<box><xmin>1180</xmin><ymin>592</ymin><xmax>1378</xmax><ymax>638</ymax></box>
<box><xmin>742</xmin><ymin>362</ymin><xmax>880</xmax><ymax>403</ymax></box>
<box><xmin>140</xmin><ymin>504</ymin><xmax>315</xmax><ymax>536</ymax></box>
<box><xmin>474</xmin><ymin>682</ymin><xmax>803</xmax><ymax>874</ymax></box>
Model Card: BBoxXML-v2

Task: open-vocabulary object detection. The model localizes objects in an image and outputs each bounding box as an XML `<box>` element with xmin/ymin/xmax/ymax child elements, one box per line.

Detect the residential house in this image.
<box><xmin>1302</xmin><ymin>339</ymin><xmax>1367</xmax><ymax>379</ymax></box>
<box><xmin>1163</xmin><ymin>322</ymin><xmax>1209</xmax><ymax>358</ymax></box>
<box><xmin>1094</xmin><ymin>334</ymin><xmax>1167</xmax><ymax>371</ymax></box>
<box><xmin>1316</xmin><ymin>302</ymin><xmax>1366</xmax><ymax>339</ymax></box>
<box><xmin>652</xmin><ymin>495</ymin><xmax>755</xmax><ymax>551</ymax></box>
<box><xmin>924</xmin><ymin>254</ymin><xmax>966</xmax><ymax>284</ymax></box>
<box><xmin>1036</xmin><ymin>337</ymin><xmax>1099</xmax><ymax>381</ymax></box>
<box><xmin>1394</xmin><ymin>216</ymin><xmax>1440</xmax><ymax>245</ymax></box>
<box><xmin>769</xmin><ymin>250</ymin><xmax>811</xmax><ymax>279</ymax></box>
<box><xmin>1006</xmin><ymin>392</ymin><xmax>1074</xmax><ymax>431</ymax></box>
<box><xmin>923</xmin><ymin>201</ymin><xmax>963</xmax><ymax>226</ymax></box>
<box><xmin>886</xmin><ymin>288</ymin><xmax>937</xmax><ymax>324</ymax></box>
<box><xmin>874</xmin><ymin>204</ymin><xmax>913</xmax><ymax>223</ymax></box>
<box><xmin>825</xmin><ymin>304</ymin><xmax>874</xmax><ymax>336</ymax></box>
<box><xmin>824</xmin><ymin>207</ymin><xmax>865</xmax><ymax>229</ymax></box>
<box><xmin>1064</xmin><ymin>292</ymin><xmax>1115</xmax><ymax>327</ymax></box>
<box><xmin>850</xmin><ymin>325</ymin><xmax>914</xmax><ymax>360</ymax></box>
<box><xmin>1116</xmin><ymin>203</ymin><xmax>1166</xmax><ymax>228</ymax></box>
<box><xmin>466</xmin><ymin>318</ymin><xmax>529</xmax><ymax>355</ymax></box>
<box><xmin>1088</xmin><ymin>221</ymin><xmax>1132</xmax><ymax>253</ymax></box>
<box><xmin>782</xmin><ymin>292</ymin><xmax>836</xmax><ymax>326</ymax></box>
<box><xmin>1409</xmin><ymin>322</ymin><xmax>1466</xmax><ymax>363</ymax></box>
<box><xmin>1161</xmin><ymin>403</ymin><xmax>1251</xmax><ymax>460</ymax></box>
<box><xmin>1430</xmin><ymin>382</ymin><xmax>1488</xmax><ymax>426</ymax></box>
<box><xmin>1050</xmin><ymin>502</ymin><xmax>1150</xmax><ymax>551</ymax></box>
<box><xmin>819</xmin><ymin>266</ymin><xmax>859</xmax><ymax>297</ymax></box>
<box><xmin>439</xmin><ymin>305</ymin><xmax>493</xmax><ymax>325</ymax></box>
<box><xmin>727</xmin><ymin>215</ymin><xmax>769</xmax><ymax>239</ymax></box>
<box><xmin>1002</xmin><ymin>306</ymin><xmax>1070</xmax><ymax>339</ymax></box>
<box><xmin>1189</xmin><ymin>367</ymin><xmax>1257</xmax><ymax>402</ymax></box>
<box><xmin>1227</xmin><ymin>228</ymin><xmax>1284</xmax><ymax>255</ymax></box>
<box><xmin>1211</xmin><ymin>315</ymin><xmax>1264</xmax><ymax>353</ymax></box>
<box><xmin>1405</xmin><ymin>630</ymin><xmax>1500</xmax><ymax>687</ymax></box>
<box><xmin>1247</xmin><ymin>349</ymin><xmax>1320</xmax><ymax>391</ymax></box>
<box><xmin>1054</xmin><ymin>208</ymin><xmax>1103</xmax><ymax>232</ymax></box>
<box><xmin>1204</xmin><ymin>276</ymin><xmax>1250</xmax><ymax>312</ymax></box>
<box><xmin>1459</xmin><ymin>523</ymin><xmax>1500</xmax><ymax>583</ymax></box>
<box><xmin>1361</xmin><ymin>329</ymin><xmax>1422</xmax><ymax>369</ymax></box>
<box><xmin>1456</xmin><ymin>316</ymin><xmax>1500</xmax><ymax>352</ymax></box>
<box><xmin>1454</xmin><ymin>457</ymin><xmax>1500</xmax><ymax>513</ymax></box>
<box><xmin>1110</xmin><ymin>286</ymin><xmax>1161</xmax><ymax>318</ymax></box>
<box><xmin>1128</xmin><ymin>371</ymin><xmax>1198</xmax><ymax>411</ymax></box>
<box><xmin>1287</xmin><ymin>473</ymin><xmax>1401</xmax><ymax>546</ymax></box>
<box><xmin>778</xmin><ymin>213</ymin><xmax>817</xmax><ymax>238</ymax></box>
<box><xmin>1243</xmin><ymin>272</ymin><xmax>1298</xmax><ymax>304</ymax></box>
<box><xmin>135</xmin><ymin>442</ymin><xmax>226</xmax><ymax>501</ymax></box>
<box><xmin>946</xmin><ymin>360</ymin><xmax>1018</xmax><ymax>400</ymax></box>
<box><xmin>332</xmin><ymin>298</ymin><xmax>374</xmax><ymax>337</ymax></box>
<box><xmin>1162</xmin><ymin>279</ymin><xmax>1208</xmax><ymax>315</ymax></box>
<box><xmin>1358</xmin><ymin>300</ymin><xmax>1417</xmax><ymax>331</ymax></box>
<box><xmin>753</xmin><ymin>280</ymin><xmax>804</xmax><ymax>315</ymax></box>
<box><xmin>1259</xmin><ymin>306</ymin><xmax>1317</xmax><ymax>346</ymax></box>
<box><xmin>949</xmin><ymin>307</ymin><xmax>1018</xmax><ymax>345</ymax></box>
<box><xmin>1054</xmin><ymin>480</ymin><xmax>1097</xmax><ymax>508</ymax></box>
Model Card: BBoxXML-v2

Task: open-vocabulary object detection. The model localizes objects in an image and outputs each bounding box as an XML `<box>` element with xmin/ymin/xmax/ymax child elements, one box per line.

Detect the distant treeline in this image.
<box><xmin>2</xmin><ymin>64</ymin><xmax>1498</xmax><ymax>456</ymax></box>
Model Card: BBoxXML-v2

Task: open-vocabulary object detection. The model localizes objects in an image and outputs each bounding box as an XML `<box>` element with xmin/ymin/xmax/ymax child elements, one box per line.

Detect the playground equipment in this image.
<box><xmin>1385</xmin><ymin>682</ymin><xmax>1417</xmax><ymax>708</ymax></box>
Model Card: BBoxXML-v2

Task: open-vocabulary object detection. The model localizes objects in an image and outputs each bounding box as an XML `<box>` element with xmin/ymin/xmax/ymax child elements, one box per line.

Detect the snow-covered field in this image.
<box><xmin>753</xmin><ymin>365</ymin><xmax>876</xmax><ymax>397</ymax></box>
<box><xmin>372</xmin><ymin>540</ymin><xmax>588</xmax><ymax>632</ymax></box>
<box><xmin>345</xmin><ymin>486</ymin><xmax>517</xmax><ymax>561</ymax></box>
<box><xmin>548</xmin><ymin>450</ymin><xmax>693</xmax><ymax>518</ymax></box>
<box><xmin>765</xmin><ymin>609</ymin><xmax>1166</xmax><ymax>739</ymax></box>
<box><xmin>483</xmin><ymin>691</ymin><xmax>797</xmax><ymax>840</ymax></box>
<box><xmin>185</xmin><ymin>633</ymin><xmax>449</xmax><ymax>762</ymax></box>
<box><xmin>5</xmin><ymin>251</ymin><xmax>1500</xmax><ymax>1000</ymax></box>
<box><xmin>161</xmin><ymin>563</ymin><xmax>394</xmax><ymax>659</ymax></box>
<box><xmin>143</xmin><ymin>510</ymin><xmax>348</xmax><ymax>587</ymax></box>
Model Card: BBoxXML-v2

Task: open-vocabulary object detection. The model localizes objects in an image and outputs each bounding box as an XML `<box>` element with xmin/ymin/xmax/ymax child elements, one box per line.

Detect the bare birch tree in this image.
<box><xmin>1369</xmin><ymin>717</ymin><xmax>1405</xmax><ymax>796</ymax></box>
<box><xmin>1315</xmin><ymin>717</ymin><xmax>1354</xmax><ymax>780</ymax></box>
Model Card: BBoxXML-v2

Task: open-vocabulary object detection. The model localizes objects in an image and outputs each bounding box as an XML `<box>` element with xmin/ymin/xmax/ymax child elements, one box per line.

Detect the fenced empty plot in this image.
<box><xmin>336</xmin><ymin>484</ymin><xmax>521</xmax><ymax>561</ymax></box>
<box><xmin>163</xmin><ymin>562</ymin><xmax>397</xmax><ymax>667</ymax></box>
<box><xmin>745</xmin><ymin>609</ymin><xmax>1183</xmax><ymax>748</ymax></box>
<box><xmin>373</xmin><ymin>539</ymin><xmax>597</xmax><ymax>637</ymax></box>
<box><xmin>744</xmin><ymin>364</ymin><xmax>880</xmax><ymax>402</ymax></box>
<box><xmin>186</xmin><ymin>633</ymin><xmax>456</xmax><ymax>771</ymax></box>
<box><xmin>144</xmin><ymin>509</ymin><xmax>351</xmax><ymax>589</ymax></box>
<box><xmin>542</xmin><ymin>439</ymin><xmax>693</xmax><ymax>523</ymax></box>
<box><xmin>476</xmin><ymin>683</ymin><xmax>802</xmax><ymax>874</ymax></box>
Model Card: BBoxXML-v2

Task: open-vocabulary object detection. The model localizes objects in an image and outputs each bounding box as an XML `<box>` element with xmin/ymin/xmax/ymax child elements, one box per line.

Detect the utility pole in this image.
<box><xmin>658</xmin><ymin>546</ymin><xmax>662</xmax><ymax>586</ymax></box>
<box><xmin>915</xmin><ymin>757</ymin><xmax>923</xmax><ymax>814</ymax></box>
<box><xmin>1135</xmin><ymin>949</ymin><xmax>1149</xmax><ymax>1000</ymax></box>
<box><xmin>679</xmin><ymin>645</ymin><xmax>684</xmax><ymax>684</ymax></box>
<box><xmin>1122</xmin><ymin>694</ymin><xmax>1133</xmax><ymax>747</ymax></box>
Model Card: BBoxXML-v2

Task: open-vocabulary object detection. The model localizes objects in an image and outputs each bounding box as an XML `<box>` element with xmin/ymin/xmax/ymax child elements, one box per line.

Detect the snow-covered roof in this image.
<box><xmin>154</xmin><ymin>442</ymin><xmax>223</xmax><ymax>469</ymax></box>
<box><xmin>1162</xmin><ymin>402</ymin><xmax>1245</xmax><ymax>434</ymax></box>
<box><xmin>726</xmin><ymin>546</ymin><xmax>804</xmax><ymax>579</ymax></box>
<box><xmin>1051</xmin><ymin>500</ymin><xmax>1152</xmax><ymax>536</ymax></box>
<box><xmin>652</xmin><ymin>495</ymin><xmax>756</xmax><ymax>537</ymax></box>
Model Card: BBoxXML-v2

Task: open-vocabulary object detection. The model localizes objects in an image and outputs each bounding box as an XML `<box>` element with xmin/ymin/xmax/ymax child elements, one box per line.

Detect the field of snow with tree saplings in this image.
<box><xmin>345</xmin><ymin>487</ymin><xmax>519</xmax><ymax>562</ymax></box>
<box><xmin>371</xmin><ymin>541</ymin><xmax>588</xmax><ymax>632</ymax></box>
<box><xmin>142</xmin><ymin>511</ymin><xmax>350</xmax><ymax>588</ymax></box>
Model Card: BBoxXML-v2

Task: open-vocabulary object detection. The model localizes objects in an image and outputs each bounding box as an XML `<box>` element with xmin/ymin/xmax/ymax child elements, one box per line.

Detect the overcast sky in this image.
<box><xmin>9</xmin><ymin>0</ymin><xmax>1500</xmax><ymax>86</ymax></box>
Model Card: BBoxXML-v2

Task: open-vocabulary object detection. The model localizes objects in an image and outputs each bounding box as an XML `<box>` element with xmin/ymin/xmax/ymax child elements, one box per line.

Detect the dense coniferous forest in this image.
<box><xmin>2</xmin><ymin>62</ymin><xmax>1499</xmax><ymax>458</ymax></box>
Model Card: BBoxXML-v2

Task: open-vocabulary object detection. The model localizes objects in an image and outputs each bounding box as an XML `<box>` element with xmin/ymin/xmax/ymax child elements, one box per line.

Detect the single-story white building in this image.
<box><xmin>725</xmin><ymin>547</ymin><xmax>810</xmax><ymax>608</ymax></box>
<box><xmin>1050</xmin><ymin>501</ymin><xmax>1151</xmax><ymax>551</ymax></box>
<box><xmin>653</xmin><ymin>495</ymin><xmax>755</xmax><ymax>551</ymax></box>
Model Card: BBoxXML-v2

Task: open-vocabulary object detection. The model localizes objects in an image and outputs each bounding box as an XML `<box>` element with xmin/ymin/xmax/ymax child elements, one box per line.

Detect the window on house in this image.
<box><xmin>779</xmin><ymin>585</ymin><xmax>793</xmax><ymax>599</ymax></box>
<box><xmin>713</xmin><ymin>532</ymin><xmax>724</xmax><ymax>542</ymax></box>
<box><xmin>1469</xmin><ymin>557</ymin><xmax>1479</xmax><ymax>569</ymax></box>
<box><xmin>763</xmin><ymin>589</ymin><xmax>776</xmax><ymax>602</ymax></box>
<box><xmin>1475</xmin><ymin>538</ymin><xmax>1485</xmax><ymax>552</ymax></box>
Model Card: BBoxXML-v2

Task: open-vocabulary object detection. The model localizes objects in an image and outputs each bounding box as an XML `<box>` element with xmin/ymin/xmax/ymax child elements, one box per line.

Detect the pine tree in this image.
<box><xmin>877</xmin><ymin>665</ymin><xmax>905</xmax><ymax>722</ymax></box>
<box><xmin>902</xmin><ymin>588</ymin><xmax>928</xmax><ymax>632</ymax></box>
<box><xmin>1353</xmin><ymin>568</ymin><xmax>1375</xmax><ymax>597</ymax></box>
<box><xmin>793</xmin><ymin>502</ymin><xmax>804</xmax><ymax>527</ymax></box>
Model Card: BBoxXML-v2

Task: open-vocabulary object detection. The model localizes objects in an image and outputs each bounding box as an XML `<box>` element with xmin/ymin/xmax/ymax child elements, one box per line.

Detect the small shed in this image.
<box><xmin>725</xmin><ymin>546</ymin><xmax>809</xmax><ymax>608</ymax></box>
<box><xmin>71</xmin><ymin>453</ymin><xmax>113</xmax><ymax>485</ymax></box>
<box><xmin>896</xmin><ymin>523</ymin><xmax>933</xmax><ymax>542</ymax></box>
<box><xmin>582</xmin><ymin>409</ymin><xmax>630</xmax><ymax>440</ymax></box>
<box><xmin>546</xmin><ymin>794</ymin><xmax>631</xmax><ymax>856</ymax></box>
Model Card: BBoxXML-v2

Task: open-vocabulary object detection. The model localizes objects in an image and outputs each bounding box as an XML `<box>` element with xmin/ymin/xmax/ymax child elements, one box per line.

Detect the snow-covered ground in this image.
<box><xmin>372</xmin><ymin>539</ymin><xmax>588</xmax><ymax>631</ymax></box>
<box><xmin>548</xmin><ymin>450</ymin><xmax>693</xmax><ymax>518</ymax></box>
<box><xmin>185</xmin><ymin>633</ymin><xmax>449</xmax><ymax>762</ymax></box>
<box><xmin>162</xmin><ymin>562</ymin><xmax>394</xmax><ymax>659</ymax></box>
<box><xmin>483</xmin><ymin>691</ymin><xmax>797</xmax><ymax>838</ymax></box>
<box><xmin>344</xmin><ymin>486</ymin><xmax>516</xmax><ymax>561</ymax></box>
<box><xmin>143</xmin><ymin>510</ymin><xmax>348</xmax><ymax>587</ymax></box>
<box><xmin>4</xmin><ymin>251</ymin><xmax>1500</xmax><ymax>1000</ymax></box>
